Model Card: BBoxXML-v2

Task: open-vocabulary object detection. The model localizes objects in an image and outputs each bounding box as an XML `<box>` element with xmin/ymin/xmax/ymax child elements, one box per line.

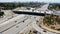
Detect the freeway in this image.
<box><xmin>1</xmin><ymin>15</ymin><xmax>35</xmax><ymax>34</ymax></box>
<box><xmin>0</xmin><ymin>14</ymin><xmax>29</xmax><ymax>32</ymax></box>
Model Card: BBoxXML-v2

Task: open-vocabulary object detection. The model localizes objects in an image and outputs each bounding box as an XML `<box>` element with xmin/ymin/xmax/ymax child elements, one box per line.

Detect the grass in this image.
<box><xmin>43</xmin><ymin>14</ymin><xmax>60</xmax><ymax>31</ymax></box>
<box><xmin>43</xmin><ymin>15</ymin><xmax>54</xmax><ymax>25</ymax></box>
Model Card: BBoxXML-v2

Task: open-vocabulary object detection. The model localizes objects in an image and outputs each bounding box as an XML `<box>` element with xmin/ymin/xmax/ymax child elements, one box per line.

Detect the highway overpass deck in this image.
<box><xmin>13</xmin><ymin>11</ymin><xmax>45</xmax><ymax>16</ymax></box>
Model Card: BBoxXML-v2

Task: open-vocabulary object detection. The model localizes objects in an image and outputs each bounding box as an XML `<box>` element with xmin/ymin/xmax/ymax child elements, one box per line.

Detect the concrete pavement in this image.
<box><xmin>1</xmin><ymin>15</ymin><xmax>36</xmax><ymax>34</ymax></box>
<box><xmin>0</xmin><ymin>14</ymin><xmax>28</xmax><ymax>32</ymax></box>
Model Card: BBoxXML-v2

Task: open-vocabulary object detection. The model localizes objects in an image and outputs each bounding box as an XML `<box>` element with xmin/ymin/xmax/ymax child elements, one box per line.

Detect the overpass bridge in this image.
<box><xmin>13</xmin><ymin>11</ymin><xmax>45</xmax><ymax>16</ymax></box>
<box><xmin>13</xmin><ymin>10</ymin><xmax>53</xmax><ymax>16</ymax></box>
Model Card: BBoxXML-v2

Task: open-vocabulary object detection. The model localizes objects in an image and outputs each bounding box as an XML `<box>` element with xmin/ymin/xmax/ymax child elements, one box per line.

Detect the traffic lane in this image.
<box><xmin>2</xmin><ymin>16</ymin><xmax>34</xmax><ymax>34</ymax></box>
<box><xmin>0</xmin><ymin>14</ymin><xmax>19</xmax><ymax>24</ymax></box>
<box><xmin>0</xmin><ymin>15</ymin><xmax>28</xmax><ymax>32</ymax></box>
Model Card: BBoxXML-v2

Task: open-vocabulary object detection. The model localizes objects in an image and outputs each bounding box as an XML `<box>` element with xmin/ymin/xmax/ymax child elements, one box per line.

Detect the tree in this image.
<box><xmin>0</xmin><ymin>12</ymin><xmax>4</xmax><ymax>16</ymax></box>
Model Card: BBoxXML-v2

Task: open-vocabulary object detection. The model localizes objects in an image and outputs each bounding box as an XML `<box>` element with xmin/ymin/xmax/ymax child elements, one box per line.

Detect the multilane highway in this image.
<box><xmin>0</xmin><ymin>14</ymin><xmax>30</xmax><ymax>32</ymax></box>
<box><xmin>0</xmin><ymin>15</ymin><xmax>37</xmax><ymax>34</ymax></box>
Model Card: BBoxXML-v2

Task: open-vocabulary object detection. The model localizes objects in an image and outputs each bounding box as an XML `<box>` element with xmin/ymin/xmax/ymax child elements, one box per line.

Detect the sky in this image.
<box><xmin>0</xmin><ymin>0</ymin><xmax>60</xmax><ymax>3</ymax></box>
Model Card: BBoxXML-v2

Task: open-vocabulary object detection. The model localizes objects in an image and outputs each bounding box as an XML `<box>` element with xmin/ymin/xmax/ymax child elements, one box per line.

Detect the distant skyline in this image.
<box><xmin>0</xmin><ymin>0</ymin><xmax>60</xmax><ymax>3</ymax></box>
